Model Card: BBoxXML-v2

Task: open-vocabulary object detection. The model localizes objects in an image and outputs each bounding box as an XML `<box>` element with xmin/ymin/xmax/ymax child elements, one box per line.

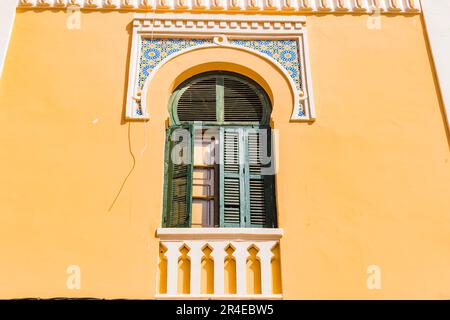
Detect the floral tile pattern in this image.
<box><xmin>137</xmin><ymin>38</ymin><xmax>303</xmax><ymax>116</ymax></box>
<box><xmin>138</xmin><ymin>38</ymin><xmax>212</xmax><ymax>89</ymax></box>
<box><xmin>230</xmin><ymin>39</ymin><xmax>302</xmax><ymax>91</ymax></box>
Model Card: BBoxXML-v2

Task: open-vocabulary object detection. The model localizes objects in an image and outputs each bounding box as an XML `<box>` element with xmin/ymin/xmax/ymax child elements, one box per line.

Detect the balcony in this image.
<box><xmin>156</xmin><ymin>228</ymin><xmax>283</xmax><ymax>299</ymax></box>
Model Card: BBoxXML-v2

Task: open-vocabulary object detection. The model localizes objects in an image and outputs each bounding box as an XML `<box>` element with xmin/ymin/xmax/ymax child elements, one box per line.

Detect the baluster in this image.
<box><xmin>233</xmin><ymin>242</ymin><xmax>250</xmax><ymax>295</ymax></box>
<box><xmin>162</xmin><ymin>242</ymin><xmax>181</xmax><ymax>295</ymax></box>
<box><xmin>210</xmin><ymin>242</ymin><xmax>227</xmax><ymax>295</ymax></box>
<box><xmin>185</xmin><ymin>241</ymin><xmax>203</xmax><ymax>295</ymax></box>
<box><xmin>257</xmin><ymin>242</ymin><xmax>276</xmax><ymax>295</ymax></box>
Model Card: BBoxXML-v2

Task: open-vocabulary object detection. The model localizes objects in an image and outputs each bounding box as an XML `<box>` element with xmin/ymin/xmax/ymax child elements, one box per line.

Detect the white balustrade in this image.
<box><xmin>156</xmin><ymin>228</ymin><xmax>283</xmax><ymax>299</ymax></box>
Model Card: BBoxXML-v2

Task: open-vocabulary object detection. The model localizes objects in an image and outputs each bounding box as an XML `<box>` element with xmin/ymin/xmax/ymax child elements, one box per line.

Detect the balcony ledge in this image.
<box><xmin>156</xmin><ymin>227</ymin><xmax>283</xmax><ymax>241</ymax></box>
<box><xmin>155</xmin><ymin>293</ymin><xmax>283</xmax><ymax>300</ymax></box>
<box><xmin>156</xmin><ymin>228</ymin><xmax>283</xmax><ymax>298</ymax></box>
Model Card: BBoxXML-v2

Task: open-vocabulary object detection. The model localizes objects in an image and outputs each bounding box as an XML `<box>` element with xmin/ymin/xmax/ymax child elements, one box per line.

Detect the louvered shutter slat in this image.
<box><xmin>224</xmin><ymin>130</ymin><xmax>240</xmax><ymax>174</ymax></box>
<box><xmin>164</xmin><ymin>126</ymin><xmax>193</xmax><ymax>228</ymax></box>
<box><xmin>177</xmin><ymin>78</ymin><xmax>217</xmax><ymax>122</ymax></box>
<box><xmin>223</xmin><ymin>77</ymin><xmax>264</xmax><ymax>123</ymax></box>
<box><xmin>249</xmin><ymin>179</ymin><xmax>266</xmax><ymax>226</ymax></box>
<box><xmin>175</xmin><ymin>73</ymin><xmax>267</xmax><ymax>125</ymax></box>
<box><xmin>246</xmin><ymin>128</ymin><xmax>276</xmax><ymax>228</ymax></box>
<box><xmin>220</xmin><ymin>128</ymin><xmax>244</xmax><ymax>227</ymax></box>
<box><xmin>223</xmin><ymin>177</ymin><xmax>241</xmax><ymax>225</ymax></box>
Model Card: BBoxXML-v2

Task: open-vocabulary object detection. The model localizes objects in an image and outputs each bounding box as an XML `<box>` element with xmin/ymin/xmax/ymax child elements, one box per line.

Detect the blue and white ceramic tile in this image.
<box><xmin>138</xmin><ymin>38</ymin><xmax>212</xmax><ymax>89</ymax></box>
<box><xmin>137</xmin><ymin>38</ymin><xmax>303</xmax><ymax>116</ymax></box>
<box><xmin>230</xmin><ymin>39</ymin><xmax>302</xmax><ymax>91</ymax></box>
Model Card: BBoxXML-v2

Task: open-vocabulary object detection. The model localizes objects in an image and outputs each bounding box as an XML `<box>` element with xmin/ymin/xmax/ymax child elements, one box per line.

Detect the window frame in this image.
<box><xmin>163</xmin><ymin>71</ymin><xmax>277</xmax><ymax>229</ymax></box>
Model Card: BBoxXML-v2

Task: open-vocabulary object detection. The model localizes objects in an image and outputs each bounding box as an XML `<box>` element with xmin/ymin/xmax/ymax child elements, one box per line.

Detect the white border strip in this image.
<box><xmin>421</xmin><ymin>0</ymin><xmax>450</xmax><ymax>130</ymax></box>
<box><xmin>0</xmin><ymin>0</ymin><xmax>18</xmax><ymax>79</ymax></box>
<box><xmin>156</xmin><ymin>227</ymin><xmax>284</xmax><ymax>240</ymax></box>
<box><xmin>155</xmin><ymin>293</ymin><xmax>283</xmax><ymax>299</ymax></box>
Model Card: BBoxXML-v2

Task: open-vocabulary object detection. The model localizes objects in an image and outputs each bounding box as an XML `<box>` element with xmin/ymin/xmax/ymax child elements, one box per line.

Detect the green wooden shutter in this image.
<box><xmin>219</xmin><ymin>127</ymin><xmax>245</xmax><ymax>227</ymax></box>
<box><xmin>245</xmin><ymin>127</ymin><xmax>276</xmax><ymax>228</ymax></box>
<box><xmin>219</xmin><ymin>127</ymin><xmax>277</xmax><ymax>228</ymax></box>
<box><xmin>163</xmin><ymin>125</ymin><xmax>193</xmax><ymax>228</ymax></box>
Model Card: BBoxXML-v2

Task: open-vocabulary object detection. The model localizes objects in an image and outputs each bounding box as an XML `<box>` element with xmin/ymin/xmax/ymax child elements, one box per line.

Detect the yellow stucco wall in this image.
<box><xmin>0</xmin><ymin>10</ymin><xmax>449</xmax><ymax>299</ymax></box>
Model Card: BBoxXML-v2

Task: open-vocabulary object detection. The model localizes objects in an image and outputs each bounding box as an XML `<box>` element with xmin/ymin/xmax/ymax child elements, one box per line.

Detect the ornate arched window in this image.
<box><xmin>163</xmin><ymin>71</ymin><xmax>277</xmax><ymax>229</ymax></box>
<box><xmin>169</xmin><ymin>71</ymin><xmax>271</xmax><ymax>125</ymax></box>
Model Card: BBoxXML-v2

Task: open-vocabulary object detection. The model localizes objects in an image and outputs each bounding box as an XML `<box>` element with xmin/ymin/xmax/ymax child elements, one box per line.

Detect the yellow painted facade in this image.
<box><xmin>0</xmin><ymin>7</ymin><xmax>449</xmax><ymax>299</ymax></box>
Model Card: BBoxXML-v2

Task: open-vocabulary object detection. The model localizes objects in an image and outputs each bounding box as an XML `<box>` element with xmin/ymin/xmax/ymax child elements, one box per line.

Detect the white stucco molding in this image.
<box><xmin>156</xmin><ymin>227</ymin><xmax>284</xmax><ymax>240</ymax></box>
<box><xmin>17</xmin><ymin>0</ymin><xmax>421</xmax><ymax>14</ymax></box>
<box><xmin>421</xmin><ymin>0</ymin><xmax>450</xmax><ymax>130</ymax></box>
<box><xmin>156</xmin><ymin>227</ymin><xmax>283</xmax><ymax>299</ymax></box>
<box><xmin>155</xmin><ymin>293</ymin><xmax>283</xmax><ymax>299</ymax></box>
<box><xmin>0</xmin><ymin>0</ymin><xmax>18</xmax><ymax>79</ymax></box>
<box><xmin>126</xmin><ymin>13</ymin><xmax>315</xmax><ymax>121</ymax></box>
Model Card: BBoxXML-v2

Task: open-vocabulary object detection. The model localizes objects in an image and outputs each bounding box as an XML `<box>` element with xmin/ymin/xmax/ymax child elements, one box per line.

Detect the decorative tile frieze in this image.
<box><xmin>138</xmin><ymin>38</ymin><xmax>213</xmax><ymax>90</ymax></box>
<box><xmin>126</xmin><ymin>14</ymin><xmax>315</xmax><ymax>121</ymax></box>
<box><xmin>230</xmin><ymin>39</ymin><xmax>302</xmax><ymax>93</ymax></box>
<box><xmin>17</xmin><ymin>0</ymin><xmax>421</xmax><ymax>13</ymax></box>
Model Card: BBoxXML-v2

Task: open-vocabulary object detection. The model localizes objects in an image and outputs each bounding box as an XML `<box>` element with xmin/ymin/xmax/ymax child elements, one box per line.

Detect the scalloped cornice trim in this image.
<box><xmin>17</xmin><ymin>0</ymin><xmax>421</xmax><ymax>14</ymax></box>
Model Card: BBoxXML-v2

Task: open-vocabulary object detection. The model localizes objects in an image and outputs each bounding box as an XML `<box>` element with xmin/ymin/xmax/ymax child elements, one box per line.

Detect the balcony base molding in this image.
<box><xmin>156</xmin><ymin>227</ymin><xmax>283</xmax><ymax>299</ymax></box>
<box><xmin>155</xmin><ymin>293</ymin><xmax>283</xmax><ymax>300</ymax></box>
<box><xmin>156</xmin><ymin>227</ymin><xmax>284</xmax><ymax>241</ymax></box>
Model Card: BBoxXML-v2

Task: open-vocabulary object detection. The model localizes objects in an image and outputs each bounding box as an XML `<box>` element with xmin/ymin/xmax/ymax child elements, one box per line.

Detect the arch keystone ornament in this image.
<box><xmin>125</xmin><ymin>13</ymin><xmax>316</xmax><ymax>122</ymax></box>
